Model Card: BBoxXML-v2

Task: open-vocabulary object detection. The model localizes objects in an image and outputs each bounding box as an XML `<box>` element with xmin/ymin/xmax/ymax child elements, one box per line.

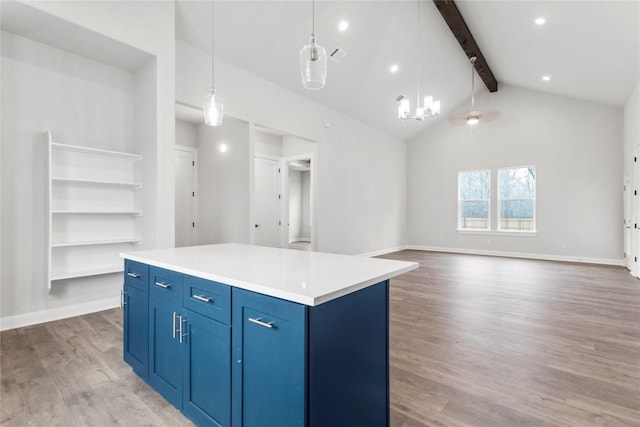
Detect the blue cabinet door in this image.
<box><xmin>148</xmin><ymin>295</ymin><xmax>184</xmax><ymax>408</ymax></box>
<box><xmin>123</xmin><ymin>283</ymin><xmax>149</xmax><ymax>380</ymax></box>
<box><xmin>232</xmin><ymin>289</ymin><xmax>307</xmax><ymax>427</ymax></box>
<box><xmin>182</xmin><ymin>309</ymin><xmax>231</xmax><ymax>427</ymax></box>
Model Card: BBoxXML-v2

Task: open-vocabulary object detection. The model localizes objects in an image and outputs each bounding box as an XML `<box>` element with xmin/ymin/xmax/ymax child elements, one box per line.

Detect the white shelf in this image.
<box><xmin>52</xmin><ymin>210</ymin><xmax>142</xmax><ymax>215</ymax></box>
<box><xmin>52</xmin><ymin>177</ymin><xmax>142</xmax><ymax>188</ymax></box>
<box><xmin>46</xmin><ymin>131</ymin><xmax>144</xmax><ymax>290</ymax></box>
<box><xmin>51</xmin><ymin>142</ymin><xmax>141</xmax><ymax>161</ymax></box>
<box><xmin>51</xmin><ymin>238</ymin><xmax>141</xmax><ymax>248</ymax></box>
<box><xmin>51</xmin><ymin>266</ymin><xmax>124</xmax><ymax>281</ymax></box>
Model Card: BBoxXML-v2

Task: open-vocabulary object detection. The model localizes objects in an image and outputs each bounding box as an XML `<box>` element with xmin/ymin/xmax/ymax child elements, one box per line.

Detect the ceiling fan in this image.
<box><xmin>449</xmin><ymin>57</ymin><xmax>499</xmax><ymax>126</ymax></box>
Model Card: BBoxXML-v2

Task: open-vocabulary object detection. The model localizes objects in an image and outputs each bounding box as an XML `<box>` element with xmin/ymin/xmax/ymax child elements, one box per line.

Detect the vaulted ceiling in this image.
<box><xmin>176</xmin><ymin>1</ymin><xmax>639</xmax><ymax>141</ymax></box>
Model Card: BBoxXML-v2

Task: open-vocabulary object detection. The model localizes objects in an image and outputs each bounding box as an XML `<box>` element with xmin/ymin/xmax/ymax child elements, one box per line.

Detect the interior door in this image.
<box><xmin>254</xmin><ymin>157</ymin><xmax>280</xmax><ymax>247</ymax></box>
<box><xmin>175</xmin><ymin>147</ymin><xmax>198</xmax><ymax>247</ymax></box>
<box><xmin>624</xmin><ymin>172</ymin><xmax>632</xmax><ymax>269</ymax></box>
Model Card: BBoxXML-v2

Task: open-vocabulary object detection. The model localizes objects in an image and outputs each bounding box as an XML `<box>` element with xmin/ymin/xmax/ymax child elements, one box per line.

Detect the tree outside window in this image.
<box><xmin>498</xmin><ymin>166</ymin><xmax>536</xmax><ymax>231</ymax></box>
<box><xmin>458</xmin><ymin>170</ymin><xmax>490</xmax><ymax>230</ymax></box>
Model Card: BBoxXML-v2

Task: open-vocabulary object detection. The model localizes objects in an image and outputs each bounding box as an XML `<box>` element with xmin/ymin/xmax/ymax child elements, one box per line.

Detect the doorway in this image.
<box><xmin>252</xmin><ymin>125</ymin><xmax>317</xmax><ymax>251</ymax></box>
<box><xmin>285</xmin><ymin>156</ymin><xmax>312</xmax><ymax>251</ymax></box>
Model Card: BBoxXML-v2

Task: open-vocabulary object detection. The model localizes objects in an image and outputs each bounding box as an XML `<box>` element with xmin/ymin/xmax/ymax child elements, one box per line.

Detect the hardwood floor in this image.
<box><xmin>1</xmin><ymin>251</ymin><xmax>638</xmax><ymax>426</ymax></box>
<box><xmin>383</xmin><ymin>251</ymin><xmax>640</xmax><ymax>427</ymax></box>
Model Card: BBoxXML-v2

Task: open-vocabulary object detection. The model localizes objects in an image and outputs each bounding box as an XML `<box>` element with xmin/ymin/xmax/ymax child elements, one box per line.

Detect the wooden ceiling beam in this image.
<box><xmin>433</xmin><ymin>0</ymin><xmax>498</xmax><ymax>92</ymax></box>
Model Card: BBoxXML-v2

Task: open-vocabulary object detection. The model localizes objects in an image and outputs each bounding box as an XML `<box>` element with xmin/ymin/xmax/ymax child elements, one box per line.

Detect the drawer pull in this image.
<box><xmin>193</xmin><ymin>294</ymin><xmax>212</xmax><ymax>303</ymax></box>
<box><xmin>248</xmin><ymin>317</ymin><xmax>274</xmax><ymax>329</ymax></box>
<box><xmin>155</xmin><ymin>281</ymin><xmax>171</xmax><ymax>289</ymax></box>
<box><xmin>127</xmin><ymin>272</ymin><xmax>141</xmax><ymax>278</ymax></box>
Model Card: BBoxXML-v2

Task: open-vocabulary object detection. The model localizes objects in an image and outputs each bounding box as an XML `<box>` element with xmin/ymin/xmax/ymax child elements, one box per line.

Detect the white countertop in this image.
<box><xmin>121</xmin><ymin>243</ymin><xmax>418</xmax><ymax>306</ymax></box>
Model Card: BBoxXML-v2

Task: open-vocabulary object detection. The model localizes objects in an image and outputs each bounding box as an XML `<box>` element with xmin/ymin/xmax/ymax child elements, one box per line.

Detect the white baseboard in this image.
<box><xmin>358</xmin><ymin>245</ymin><xmax>409</xmax><ymax>258</ymax></box>
<box><xmin>406</xmin><ymin>245</ymin><xmax>624</xmax><ymax>266</ymax></box>
<box><xmin>0</xmin><ymin>296</ymin><xmax>120</xmax><ymax>331</ymax></box>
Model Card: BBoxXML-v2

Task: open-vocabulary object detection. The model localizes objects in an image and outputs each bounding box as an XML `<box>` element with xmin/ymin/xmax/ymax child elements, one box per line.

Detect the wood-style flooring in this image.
<box><xmin>1</xmin><ymin>251</ymin><xmax>639</xmax><ymax>426</ymax></box>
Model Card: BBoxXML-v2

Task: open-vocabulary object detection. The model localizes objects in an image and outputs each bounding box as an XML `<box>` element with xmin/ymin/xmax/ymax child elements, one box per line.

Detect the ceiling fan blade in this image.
<box><xmin>479</xmin><ymin>110</ymin><xmax>500</xmax><ymax>123</ymax></box>
<box><xmin>448</xmin><ymin>116</ymin><xmax>470</xmax><ymax>126</ymax></box>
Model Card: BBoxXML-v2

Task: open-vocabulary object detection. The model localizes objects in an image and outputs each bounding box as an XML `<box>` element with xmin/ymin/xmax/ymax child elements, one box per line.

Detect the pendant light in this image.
<box><xmin>299</xmin><ymin>0</ymin><xmax>327</xmax><ymax>90</ymax></box>
<box><xmin>203</xmin><ymin>0</ymin><xmax>223</xmax><ymax>126</ymax></box>
<box><xmin>396</xmin><ymin>0</ymin><xmax>440</xmax><ymax>121</ymax></box>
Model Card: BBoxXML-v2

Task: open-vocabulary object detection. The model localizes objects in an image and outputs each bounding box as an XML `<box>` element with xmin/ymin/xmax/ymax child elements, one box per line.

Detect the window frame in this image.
<box><xmin>457</xmin><ymin>169</ymin><xmax>491</xmax><ymax>231</ymax></box>
<box><xmin>497</xmin><ymin>165</ymin><xmax>537</xmax><ymax>233</ymax></box>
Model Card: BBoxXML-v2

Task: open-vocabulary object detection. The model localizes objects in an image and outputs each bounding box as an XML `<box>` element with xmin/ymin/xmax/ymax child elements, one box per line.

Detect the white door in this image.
<box><xmin>633</xmin><ymin>145</ymin><xmax>640</xmax><ymax>278</ymax></box>
<box><xmin>175</xmin><ymin>147</ymin><xmax>198</xmax><ymax>247</ymax></box>
<box><xmin>624</xmin><ymin>172</ymin><xmax>632</xmax><ymax>269</ymax></box>
<box><xmin>254</xmin><ymin>157</ymin><xmax>280</xmax><ymax>247</ymax></box>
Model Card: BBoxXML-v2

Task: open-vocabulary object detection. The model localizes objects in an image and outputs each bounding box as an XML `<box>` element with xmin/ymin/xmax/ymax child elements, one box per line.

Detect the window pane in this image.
<box><xmin>459</xmin><ymin>170</ymin><xmax>490</xmax><ymax>200</ymax></box>
<box><xmin>498</xmin><ymin>167</ymin><xmax>535</xmax><ymax>199</ymax></box>
<box><xmin>460</xmin><ymin>201</ymin><xmax>489</xmax><ymax>230</ymax></box>
<box><xmin>500</xmin><ymin>199</ymin><xmax>535</xmax><ymax>230</ymax></box>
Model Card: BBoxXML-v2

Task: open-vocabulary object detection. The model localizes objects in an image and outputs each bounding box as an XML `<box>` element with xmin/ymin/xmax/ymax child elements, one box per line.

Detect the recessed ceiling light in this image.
<box><xmin>390</xmin><ymin>64</ymin><xmax>399</xmax><ymax>73</ymax></box>
<box><xmin>219</xmin><ymin>143</ymin><xmax>228</xmax><ymax>153</ymax></box>
<box><xmin>535</xmin><ymin>17</ymin><xmax>546</xmax><ymax>26</ymax></box>
<box><xmin>338</xmin><ymin>20</ymin><xmax>349</xmax><ymax>32</ymax></box>
<box><xmin>542</xmin><ymin>75</ymin><xmax>551</xmax><ymax>82</ymax></box>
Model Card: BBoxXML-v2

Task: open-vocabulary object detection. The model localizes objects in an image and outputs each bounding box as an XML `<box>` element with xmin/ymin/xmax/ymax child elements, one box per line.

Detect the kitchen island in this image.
<box><xmin>120</xmin><ymin>243</ymin><xmax>418</xmax><ymax>427</ymax></box>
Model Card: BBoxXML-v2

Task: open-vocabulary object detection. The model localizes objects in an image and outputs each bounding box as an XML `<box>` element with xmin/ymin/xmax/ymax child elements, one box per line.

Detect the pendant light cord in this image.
<box><xmin>416</xmin><ymin>0</ymin><xmax>421</xmax><ymax>107</ymax></box>
<box><xmin>311</xmin><ymin>0</ymin><xmax>315</xmax><ymax>38</ymax></box>
<box><xmin>211</xmin><ymin>0</ymin><xmax>215</xmax><ymax>89</ymax></box>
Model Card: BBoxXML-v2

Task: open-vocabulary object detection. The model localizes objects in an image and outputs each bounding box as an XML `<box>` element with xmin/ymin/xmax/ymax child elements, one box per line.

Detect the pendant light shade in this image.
<box><xmin>203</xmin><ymin>88</ymin><xmax>223</xmax><ymax>126</ymax></box>
<box><xmin>299</xmin><ymin>36</ymin><xmax>327</xmax><ymax>90</ymax></box>
<box><xmin>203</xmin><ymin>0</ymin><xmax>223</xmax><ymax>126</ymax></box>
<box><xmin>300</xmin><ymin>0</ymin><xmax>327</xmax><ymax>90</ymax></box>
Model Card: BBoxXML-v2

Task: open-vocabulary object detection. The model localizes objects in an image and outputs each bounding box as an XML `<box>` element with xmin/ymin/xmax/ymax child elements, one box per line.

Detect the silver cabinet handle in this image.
<box><xmin>248</xmin><ymin>317</ymin><xmax>274</xmax><ymax>329</ymax></box>
<box><xmin>178</xmin><ymin>315</ymin><xmax>187</xmax><ymax>343</ymax></box>
<box><xmin>172</xmin><ymin>312</ymin><xmax>177</xmax><ymax>339</ymax></box>
<box><xmin>127</xmin><ymin>272</ymin><xmax>141</xmax><ymax>278</ymax></box>
<box><xmin>154</xmin><ymin>281</ymin><xmax>171</xmax><ymax>289</ymax></box>
<box><xmin>120</xmin><ymin>289</ymin><xmax>126</xmax><ymax>309</ymax></box>
<box><xmin>192</xmin><ymin>294</ymin><xmax>212</xmax><ymax>303</ymax></box>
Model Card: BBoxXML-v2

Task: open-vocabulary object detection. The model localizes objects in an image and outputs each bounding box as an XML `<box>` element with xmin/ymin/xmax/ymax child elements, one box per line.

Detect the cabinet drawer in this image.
<box><xmin>149</xmin><ymin>266</ymin><xmax>183</xmax><ymax>302</ymax></box>
<box><xmin>124</xmin><ymin>260</ymin><xmax>148</xmax><ymax>292</ymax></box>
<box><xmin>183</xmin><ymin>275</ymin><xmax>231</xmax><ymax>325</ymax></box>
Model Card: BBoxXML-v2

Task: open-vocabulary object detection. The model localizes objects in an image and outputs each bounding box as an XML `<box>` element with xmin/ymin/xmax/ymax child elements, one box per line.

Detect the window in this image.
<box><xmin>458</xmin><ymin>170</ymin><xmax>490</xmax><ymax>230</ymax></box>
<box><xmin>498</xmin><ymin>166</ymin><xmax>536</xmax><ymax>232</ymax></box>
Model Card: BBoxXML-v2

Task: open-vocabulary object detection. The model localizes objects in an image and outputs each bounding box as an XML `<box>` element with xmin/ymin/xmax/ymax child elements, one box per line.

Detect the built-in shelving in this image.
<box><xmin>52</xmin><ymin>177</ymin><xmax>142</xmax><ymax>188</ymax></box>
<box><xmin>46</xmin><ymin>131</ymin><xmax>143</xmax><ymax>290</ymax></box>
<box><xmin>51</xmin><ymin>266</ymin><xmax>124</xmax><ymax>281</ymax></box>
<box><xmin>51</xmin><ymin>238</ymin><xmax>142</xmax><ymax>248</ymax></box>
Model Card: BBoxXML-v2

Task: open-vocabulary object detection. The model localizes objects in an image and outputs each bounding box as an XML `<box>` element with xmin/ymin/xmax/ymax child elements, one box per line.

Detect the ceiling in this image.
<box><xmin>177</xmin><ymin>0</ymin><xmax>639</xmax><ymax>141</ymax></box>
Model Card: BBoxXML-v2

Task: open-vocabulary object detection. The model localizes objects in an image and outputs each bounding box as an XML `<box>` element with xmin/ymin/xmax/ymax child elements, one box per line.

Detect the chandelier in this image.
<box><xmin>396</xmin><ymin>0</ymin><xmax>440</xmax><ymax>121</ymax></box>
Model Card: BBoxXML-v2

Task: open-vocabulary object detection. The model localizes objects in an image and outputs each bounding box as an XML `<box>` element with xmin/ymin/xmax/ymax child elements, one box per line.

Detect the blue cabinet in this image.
<box><xmin>183</xmin><ymin>309</ymin><xmax>231</xmax><ymax>427</ymax></box>
<box><xmin>232</xmin><ymin>288</ymin><xmax>306</xmax><ymax>427</ymax></box>
<box><xmin>123</xmin><ymin>260</ymin><xmax>390</xmax><ymax>427</ymax></box>
<box><xmin>183</xmin><ymin>274</ymin><xmax>232</xmax><ymax>427</ymax></box>
<box><xmin>123</xmin><ymin>260</ymin><xmax>149</xmax><ymax>380</ymax></box>
<box><xmin>232</xmin><ymin>282</ymin><xmax>389</xmax><ymax>427</ymax></box>
<box><xmin>148</xmin><ymin>267</ymin><xmax>185</xmax><ymax>408</ymax></box>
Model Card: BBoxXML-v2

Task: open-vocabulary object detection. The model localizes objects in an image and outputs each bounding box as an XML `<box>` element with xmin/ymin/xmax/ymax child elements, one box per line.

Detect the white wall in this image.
<box><xmin>407</xmin><ymin>85</ymin><xmax>623</xmax><ymax>263</ymax></box>
<box><xmin>1</xmin><ymin>0</ymin><xmax>175</xmax><ymax>329</ymax></box>
<box><xmin>197</xmin><ymin>117</ymin><xmax>251</xmax><ymax>245</ymax></box>
<box><xmin>255</xmin><ymin>131</ymin><xmax>283</xmax><ymax>157</ymax></box>
<box><xmin>176</xmin><ymin>119</ymin><xmax>198</xmax><ymax>148</ymax></box>
<box><xmin>176</xmin><ymin>40</ymin><xmax>407</xmax><ymax>255</ymax></box>
<box><xmin>1</xmin><ymin>32</ymin><xmax>137</xmax><ymax>321</ymax></box>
